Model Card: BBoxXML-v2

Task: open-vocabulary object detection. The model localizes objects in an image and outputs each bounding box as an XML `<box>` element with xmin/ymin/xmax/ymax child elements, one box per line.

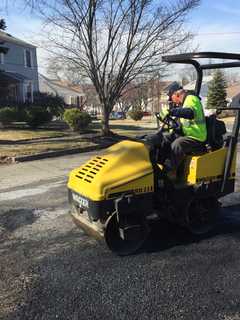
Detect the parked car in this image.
<box><xmin>109</xmin><ymin>111</ymin><xmax>126</xmax><ymax>120</ymax></box>
<box><xmin>143</xmin><ymin>111</ymin><xmax>152</xmax><ymax>116</ymax></box>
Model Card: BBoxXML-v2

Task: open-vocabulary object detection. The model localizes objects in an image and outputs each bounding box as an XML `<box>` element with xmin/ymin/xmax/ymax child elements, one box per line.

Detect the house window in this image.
<box><xmin>24</xmin><ymin>49</ymin><xmax>33</xmax><ymax>68</ymax></box>
<box><xmin>0</xmin><ymin>52</ymin><xmax>4</xmax><ymax>64</ymax></box>
<box><xmin>71</xmin><ymin>96</ymin><xmax>76</xmax><ymax>105</ymax></box>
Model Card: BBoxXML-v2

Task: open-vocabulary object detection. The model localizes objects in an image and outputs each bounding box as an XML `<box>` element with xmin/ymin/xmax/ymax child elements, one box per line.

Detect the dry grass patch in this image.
<box><xmin>0</xmin><ymin>130</ymin><xmax>68</xmax><ymax>141</ymax></box>
<box><xmin>0</xmin><ymin>140</ymin><xmax>96</xmax><ymax>157</ymax></box>
<box><xmin>0</xmin><ymin>118</ymin><xmax>158</xmax><ymax>158</ymax></box>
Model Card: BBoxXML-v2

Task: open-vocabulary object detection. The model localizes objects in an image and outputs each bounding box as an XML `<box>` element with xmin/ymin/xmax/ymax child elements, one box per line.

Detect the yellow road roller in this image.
<box><xmin>68</xmin><ymin>52</ymin><xmax>240</xmax><ymax>255</ymax></box>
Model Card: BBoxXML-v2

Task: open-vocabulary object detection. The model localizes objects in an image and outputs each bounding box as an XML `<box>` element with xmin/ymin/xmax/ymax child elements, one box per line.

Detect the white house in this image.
<box><xmin>0</xmin><ymin>30</ymin><xmax>39</xmax><ymax>103</ymax></box>
<box><xmin>39</xmin><ymin>74</ymin><xmax>85</xmax><ymax>107</ymax></box>
<box><xmin>226</xmin><ymin>83</ymin><xmax>240</xmax><ymax>107</ymax></box>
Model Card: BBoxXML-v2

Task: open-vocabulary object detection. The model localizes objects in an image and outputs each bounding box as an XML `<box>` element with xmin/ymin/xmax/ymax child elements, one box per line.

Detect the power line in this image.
<box><xmin>195</xmin><ymin>32</ymin><xmax>240</xmax><ymax>36</ymax></box>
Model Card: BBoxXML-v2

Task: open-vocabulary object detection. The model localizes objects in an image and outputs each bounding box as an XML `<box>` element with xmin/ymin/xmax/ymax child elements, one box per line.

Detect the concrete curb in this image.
<box><xmin>11</xmin><ymin>142</ymin><xmax>113</xmax><ymax>163</ymax></box>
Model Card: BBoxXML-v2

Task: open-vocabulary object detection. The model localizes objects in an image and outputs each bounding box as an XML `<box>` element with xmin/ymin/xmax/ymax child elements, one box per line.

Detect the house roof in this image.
<box><xmin>146</xmin><ymin>80</ymin><xmax>172</xmax><ymax>98</ymax></box>
<box><xmin>39</xmin><ymin>74</ymin><xmax>85</xmax><ymax>96</ymax></box>
<box><xmin>0</xmin><ymin>31</ymin><xmax>36</xmax><ymax>48</ymax></box>
<box><xmin>226</xmin><ymin>83</ymin><xmax>240</xmax><ymax>99</ymax></box>
<box><xmin>184</xmin><ymin>75</ymin><xmax>213</xmax><ymax>91</ymax></box>
<box><xmin>184</xmin><ymin>77</ymin><xmax>240</xmax><ymax>100</ymax></box>
<box><xmin>50</xmin><ymin>80</ymin><xmax>84</xmax><ymax>94</ymax></box>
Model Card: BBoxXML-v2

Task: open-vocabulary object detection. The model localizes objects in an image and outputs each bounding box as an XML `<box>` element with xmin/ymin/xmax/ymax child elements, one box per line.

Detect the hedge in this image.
<box><xmin>63</xmin><ymin>108</ymin><xmax>92</xmax><ymax>131</ymax></box>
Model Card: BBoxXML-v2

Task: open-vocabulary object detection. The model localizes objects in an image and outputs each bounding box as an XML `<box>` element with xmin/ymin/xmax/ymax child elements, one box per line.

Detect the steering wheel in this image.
<box><xmin>155</xmin><ymin>112</ymin><xmax>179</xmax><ymax>132</ymax></box>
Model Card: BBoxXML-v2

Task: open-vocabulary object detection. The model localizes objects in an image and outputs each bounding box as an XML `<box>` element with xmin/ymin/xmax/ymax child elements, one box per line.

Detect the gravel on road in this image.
<box><xmin>1</xmin><ymin>178</ymin><xmax>240</xmax><ymax>320</ymax></box>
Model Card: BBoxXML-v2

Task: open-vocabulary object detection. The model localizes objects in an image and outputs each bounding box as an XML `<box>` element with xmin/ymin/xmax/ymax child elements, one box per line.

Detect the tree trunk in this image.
<box><xmin>101</xmin><ymin>106</ymin><xmax>111</xmax><ymax>136</ymax></box>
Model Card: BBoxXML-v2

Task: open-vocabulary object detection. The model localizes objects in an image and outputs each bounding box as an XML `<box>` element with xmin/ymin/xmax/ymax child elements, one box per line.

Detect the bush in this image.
<box><xmin>0</xmin><ymin>107</ymin><xmax>17</xmax><ymax>124</ymax></box>
<box><xmin>33</xmin><ymin>92</ymin><xmax>65</xmax><ymax>118</ymax></box>
<box><xmin>15</xmin><ymin>108</ymin><xmax>28</xmax><ymax>122</ymax></box>
<box><xmin>128</xmin><ymin>109</ymin><xmax>144</xmax><ymax>121</ymax></box>
<box><xmin>25</xmin><ymin>106</ymin><xmax>53</xmax><ymax>128</ymax></box>
<box><xmin>63</xmin><ymin>108</ymin><xmax>92</xmax><ymax>131</ymax></box>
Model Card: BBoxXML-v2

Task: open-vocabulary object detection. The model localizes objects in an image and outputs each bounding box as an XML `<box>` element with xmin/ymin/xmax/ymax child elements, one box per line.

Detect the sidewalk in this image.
<box><xmin>0</xmin><ymin>150</ymin><xmax>99</xmax><ymax>191</ymax></box>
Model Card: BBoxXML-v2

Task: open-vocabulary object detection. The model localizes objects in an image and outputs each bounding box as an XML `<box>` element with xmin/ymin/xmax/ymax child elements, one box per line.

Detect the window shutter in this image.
<box><xmin>23</xmin><ymin>83</ymin><xmax>26</xmax><ymax>102</ymax></box>
<box><xmin>24</xmin><ymin>49</ymin><xmax>27</xmax><ymax>67</ymax></box>
<box><xmin>31</xmin><ymin>82</ymin><xmax>34</xmax><ymax>102</ymax></box>
<box><xmin>30</xmin><ymin>51</ymin><xmax>33</xmax><ymax>68</ymax></box>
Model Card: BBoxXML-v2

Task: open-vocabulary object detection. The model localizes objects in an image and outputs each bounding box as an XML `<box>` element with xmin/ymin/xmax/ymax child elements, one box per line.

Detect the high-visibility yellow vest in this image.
<box><xmin>180</xmin><ymin>95</ymin><xmax>207</xmax><ymax>142</ymax></box>
<box><xmin>159</xmin><ymin>105</ymin><xmax>169</xmax><ymax>119</ymax></box>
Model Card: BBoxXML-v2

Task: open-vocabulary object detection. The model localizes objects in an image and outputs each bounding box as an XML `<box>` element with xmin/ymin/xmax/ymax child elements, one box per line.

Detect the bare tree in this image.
<box><xmin>179</xmin><ymin>64</ymin><xmax>197</xmax><ymax>83</ymax></box>
<box><xmin>134</xmin><ymin>79</ymin><xmax>149</xmax><ymax>111</ymax></box>
<box><xmin>21</xmin><ymin>0</ymin><xmax>199</xmax><ymax>135</ymax></box>
<box><xmin>46</xmin><ymin>58</ymin><xmax>63</xmax><ymax>80</ymax></box>
<box><xmin>82</xmin><ymin>84</ymin><xmax>101</xmax><ymax>113</ymax></box>
<box><xmin>46</xmin><ymin>56</ymin><xmax>89</xmax><ymax>84</ymax></box>
<box><xmin>118</xmin><ymin>83</ymin><xmax>141</xmax><ymax>114</ymax></box>
<box><xmin>118</xmin><ymin>78</ymin><xmax>149</xmax><ymax>114</ymax></box>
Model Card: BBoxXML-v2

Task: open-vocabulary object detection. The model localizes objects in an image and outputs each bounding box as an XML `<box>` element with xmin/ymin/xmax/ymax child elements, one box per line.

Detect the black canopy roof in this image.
<box><xmin>162</xmin><ymin>52</ymin><xmax>240</xmax><ymax>62</ymax></box>
<box><xmin>162</xmin><ymin>52</ymin><xmax>240</xmax><ymax>94</ymax></box>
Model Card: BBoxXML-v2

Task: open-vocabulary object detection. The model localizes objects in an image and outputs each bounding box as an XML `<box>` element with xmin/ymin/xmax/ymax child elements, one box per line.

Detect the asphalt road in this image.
<box><xmin>1</xmin><ymin>152</ymin><xmax>240</xmax><ymax>320</ymax></box>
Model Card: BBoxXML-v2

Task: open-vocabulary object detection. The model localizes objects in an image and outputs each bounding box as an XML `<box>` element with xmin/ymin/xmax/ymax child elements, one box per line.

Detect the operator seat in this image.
<box><xmin>186</xmin><ymin>115</ymin><xmax>227</xmax><ymax>156</ymax></box>
<box><xmin>185</xmin><ymin>142</ymin><xmax>207</xmax><ymax>156</ymax></box>
<box><xmin>185</xmin><ymin>114</ymin><xmax>227</xmax><ymax>156</ymax></box>
<box><xmin>205</xmin><ymin>114</ymin><xmax>226</xmax><ymax>151</ymax></box>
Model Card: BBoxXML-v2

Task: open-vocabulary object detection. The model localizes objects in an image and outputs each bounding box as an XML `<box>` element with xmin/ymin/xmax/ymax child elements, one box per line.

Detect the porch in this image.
<box><xmin>0</xmin><ymin>71</ymin><xmax>33</xmax><ymax>104</ymax></box>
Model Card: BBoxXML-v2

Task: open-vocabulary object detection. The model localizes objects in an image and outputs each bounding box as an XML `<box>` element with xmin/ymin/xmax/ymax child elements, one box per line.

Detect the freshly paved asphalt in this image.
<box><xmin>1</xmin><ymin>151</ymin><xmax>240</xmax><ymax>320</ymax></box>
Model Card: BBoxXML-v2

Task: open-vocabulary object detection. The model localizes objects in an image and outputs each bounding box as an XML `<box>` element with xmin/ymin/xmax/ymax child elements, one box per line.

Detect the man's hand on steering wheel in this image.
<box><xmin>155</xmin><ymin>112</ymin><xmax>179</xmax><ymax>131</ymax></box>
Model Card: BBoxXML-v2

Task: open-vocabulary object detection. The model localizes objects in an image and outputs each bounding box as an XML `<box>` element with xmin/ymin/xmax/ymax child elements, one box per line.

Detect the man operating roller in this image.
<box><xmin>149</xmin><ymin>82</ymin><xmax>207</xmax><ymax>173</ymax></box>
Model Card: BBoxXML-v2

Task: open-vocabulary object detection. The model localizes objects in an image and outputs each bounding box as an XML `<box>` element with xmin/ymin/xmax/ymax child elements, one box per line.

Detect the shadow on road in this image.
<box><xmin>142</xmin><ymin>204</ymin><xmax>240</xmax><ymax>253</ymax></box>
<box><xmin>0</xmin><ymin>209</ymin><xmax>38</xmax><ymax>233</ymax></box>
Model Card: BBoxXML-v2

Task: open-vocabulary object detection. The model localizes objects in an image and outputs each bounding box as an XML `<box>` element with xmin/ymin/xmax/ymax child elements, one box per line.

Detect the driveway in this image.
<box><xmin>1</xmin><ymin>151</ymin><xmax>240</xmax><ymax>320</ymax></box>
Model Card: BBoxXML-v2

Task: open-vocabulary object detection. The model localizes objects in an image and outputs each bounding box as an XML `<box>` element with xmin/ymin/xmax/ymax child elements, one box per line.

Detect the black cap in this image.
<box><xmin>166</xmin><ymin>82</ymin><xmax>183</xmax><ymax>98</ymax></box>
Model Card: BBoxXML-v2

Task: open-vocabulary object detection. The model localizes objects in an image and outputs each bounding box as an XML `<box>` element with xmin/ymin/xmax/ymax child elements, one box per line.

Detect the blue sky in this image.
<box><xmin>2</xmin><ymin>0</ymin><xmax>240</xmax><ymax>72</ymax></box>
<box><xmin>189</xmin><ymin>0</ymin><xmax>240</xmax><ymax>52</ymax></box>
